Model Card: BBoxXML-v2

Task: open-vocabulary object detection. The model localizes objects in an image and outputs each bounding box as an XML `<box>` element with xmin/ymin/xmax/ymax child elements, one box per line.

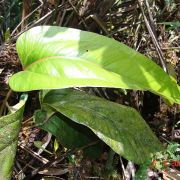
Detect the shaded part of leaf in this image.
<box><xmin>42</xmin><ymin>89</ymin><xmax>163</xmax><ymax>164</ymax></box>
<box><xmin>34</xmin><ymin>110</ymin><xmax>103</xmax><ymax>158</ymax></box>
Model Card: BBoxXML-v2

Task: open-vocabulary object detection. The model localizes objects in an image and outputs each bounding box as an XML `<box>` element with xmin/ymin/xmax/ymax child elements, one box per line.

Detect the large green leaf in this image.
<box><xmin>0</xmin><ymin>94</ymin><xmax>27</xmax><ymax>180</ymax></box>
<box><xmin>34</xmin><ymin>110</ymin><xmax>103</xmax><ymax>158</ymax></box>
<box><xmin>9</xmin><ymin>57</ymin><xmax>135</xmax><ymax>91</ymax></box>
<box><xmin>42</xmin><ymin>89</ymin><xmax>163</xmax><ymax>164</ymax></box>
<box><xmin>9</xmin><ymin>26</ymin><xmax>180</xmax><ymax>104</ymax></box>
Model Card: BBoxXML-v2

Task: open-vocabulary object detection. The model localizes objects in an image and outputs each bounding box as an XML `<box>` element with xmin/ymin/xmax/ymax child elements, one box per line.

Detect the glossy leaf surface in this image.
<box><xmin>0</xmin><ymin>94</ymin><xmax>27</xmax><ymax>180</ymax></box>
<box><xmin>42</xmin><ymin>89</ymin><xmax>163</xmax><ymax>164</ymax></box>
<box><xmin>9</xmin><ymin>26</ymin><xmax>180</xmax><ymax>103</ymax></box>
<box><xmin>9</xmin><ymin>57</ymin><xmax>134</xmax><ymax>91</ymax></box>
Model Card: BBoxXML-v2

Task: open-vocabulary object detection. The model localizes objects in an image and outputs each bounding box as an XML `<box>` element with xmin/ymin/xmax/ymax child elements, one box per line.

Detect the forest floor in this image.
<box><xmin>0</xmin><ymin>0</ymin><xmax>180</xmax><ymax>179</ymax></box>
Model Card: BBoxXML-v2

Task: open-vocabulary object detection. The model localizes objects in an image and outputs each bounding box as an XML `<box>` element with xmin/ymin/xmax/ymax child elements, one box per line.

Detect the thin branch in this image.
<box><xmin>137</xmin><ymin>0</ymin><xmax>167</xmax><ymax>73</ymax></box>
<box><xmin>20</xmin><ymin>144</ymin><xmax>49</xmax><ymax>164</ymax></box>
<box><xmin>90</xmin><ymin>14</ymin><xmax>111</xmax><ymax>36</ymax></box>
<box><xmin>11</xmin><ymin>3</ymin><xmax>43</xmax><ymax>37</ymax></box>
<box><xmin>67</xmin><ymin>0</ymin><xmax>88</xmax><ymax>29</ymax></box>
<box><xmin>25</xmin><ymin>140</ymin><xmax>100</xmax><ymax>179</ymax></box>
<box><xmin>0</xmin><ymin>89</ymin><xmax>12</xmax><ymax>116</ymax></box>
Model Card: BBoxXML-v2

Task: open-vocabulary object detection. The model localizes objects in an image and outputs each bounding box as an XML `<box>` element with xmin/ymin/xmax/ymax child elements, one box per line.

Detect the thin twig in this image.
<box><xmin>25</xmin><ymin>140</ymin><xmax>100</xmax><ymax>179</ymax></box>
<box><xmin>11</xmin><ymin>3</ymin><xmax>43</xmax><ymax>37</ymax></box>
<box><xmin>148</xmin><ymin>47</ymin><xmax>180</xmax><ymax>51</ymax></box>
<box><xmin>137</xmin><ymin>0</ymin><xmax>167</xmax><ymax>72</ymax></box>
<box><xmin>68</xmin><ymin>0</ymin><xmax>88</xmax><ymax>29</ymax></box>
<box><xmin>20</xmin><ymin>144</ymin><xmax>49</xmax><ymax>164</ymax></box>
<box><xmin>119</xmin><ymin>156</ymin><xmax>127</xmax><ymax>180</ymax></box>
<box><xmin>22</xmin><ymin>116</ymin><xmax>34</xmax><ymax>125</ymax></box>
<box><xmin>9</xmin><ymin>1</ymin><xmax>76</xmax><ymax>43</ymax></box>
<box><xmin>89</xmin><ymin>14</ymin><xmax>111</xmax><ymax>36</ymax></box>
<box><xmin>0</xmin><ymin>89</ymin><xmax>12</xmax><ymax>116</ymax></box>
<box><xmin>37</xmin><ymin>132</ymin><xmax>52</xmax><ymax>155</ymax></box>
<box><xmin>145</xmin><ymin>0</ymin><xmax>157</xmax><ymax>37</ymax></box>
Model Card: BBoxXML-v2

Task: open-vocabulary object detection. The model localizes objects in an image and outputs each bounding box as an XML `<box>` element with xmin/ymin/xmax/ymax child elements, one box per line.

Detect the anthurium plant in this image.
<box><xmin>4</xmin><ymin>25</ymin><xmax>180</xmax><ymax>178</ymax></box>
